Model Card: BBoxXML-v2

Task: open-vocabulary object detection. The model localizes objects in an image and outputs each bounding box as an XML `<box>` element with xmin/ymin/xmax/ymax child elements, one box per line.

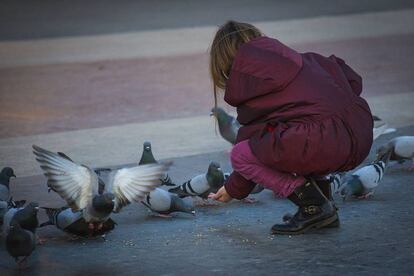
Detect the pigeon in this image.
<box><xmin>137</xmin><ymin>142</ymin><xmax>193</xmax><ymax>215</ymax></box>
<box><xmin>40</xmin><ymin>207</ymin><xmax>116</xmax><ymax>238</ymax></box>
<box><xmin>139</xmin><ymin>141</ymin><xmax>157</xmax><ymax>165</ymax></box>
<box><xmin>3</xmin><ymin>202</ymin><xmax>40</xmax><ymax>263</ymax></box>
<box><xmin>372</xmin><ymin>115</ymin><xmax>396</xmax><ymax>140</ymax></box>
<box><xmin>0</xmin><ymin>167</ymin><xmax>16</xmax><ymax>202</ymax></box>
<box><xmin>32</xmin><ymin>145</ymin><xmax>169</xmax><ymax>231</ymax></box>
<box><xmin>376</xmin><ymin>136</ymin><xmax>414</xmax><ymax>170</ymax></box>
<box><xmin>1</xmin><ymin>198</ymin><xmax>26</xmax><ymax>226</ymax></box>
<box><xmin>139</xmin><ymin>141</ymin><xmax>174</xmax><ymax>186</ymax></box>
<box><xmin>211</xmin><ymin>107</ymin><xmax>241</xmax><ymax>145</ymax></box>
<box><xmin>337</xmin><ymin>150</ymin><xmax>392</xmax><ymax>200</ymax></box>
<box><xmin>169</xmin><ymin>162</ymin><xmax>225</xmax><ymax>199</ymax></box>
<box><xmin>142</xmin><ymin>188</ymin><xmax>195</xmax><ymax>217</ymax></box>
<box><xmin>2</xmin><ymin>202</ymin><xmax>39</xmax><ymax>235</ymax></box>
<box><xmin>6</xmin><ymin>220</ymin><xmax>36</xmax><ymax>266</ymax></box>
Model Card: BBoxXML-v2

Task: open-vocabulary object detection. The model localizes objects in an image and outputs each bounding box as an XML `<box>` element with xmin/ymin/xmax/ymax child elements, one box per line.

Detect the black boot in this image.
<box><xmin>282</xmin><ymin>178</ymin><xmax>339</xmax><ymax>228</ymax></box>
<box><xmin>271</xmin><ymin>179</ymin><xmax>339</xmax><ymax>235</ymax></box>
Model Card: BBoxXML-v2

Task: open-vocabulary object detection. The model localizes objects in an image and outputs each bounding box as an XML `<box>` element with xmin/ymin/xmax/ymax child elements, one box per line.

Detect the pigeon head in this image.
<box><xmin>139</xmin><ymin>141</ymin><xmax>157</xmax><ymax>165</ymax></box>
<box><xmin>210</xmin><ymin>107</ymin><xmax>232</xmax><ymax>125</ymax></box>
<box><xmin>93</xmin><ymin>193</ymin><xmax>115</xmax><ymax>214</ymax></box>
<box><xmin>206</xmin><ymin>162</ymin><xmax>225</xmax><ymax>190</ymax></box>
<box><xmin>1</xmin><ymin>167</ymin><xmax>16</xmax><ymax>178</ymax></box>
<box><xmin>0</xmin><ymin>167</ymin><xmax>16</xmax><ymax>187</ymax></box>
<box><xmin>339</xmin><ymin>176</ymin><xmax>364</xmax><ymax>200</ymax></box>
<box><xmin>170</xmin><ymin>195</ymin><xmax>195</xmax><ymax>215</ymax></box>
<box><xmin>143</xmin><ymin>141</ymin><xmax>152</xmax><ymax>152</ymax></box>
<box><xmin>25</xmin><ymin>202</ymin><xmax>40</xmax><ymax>215</ymax></box>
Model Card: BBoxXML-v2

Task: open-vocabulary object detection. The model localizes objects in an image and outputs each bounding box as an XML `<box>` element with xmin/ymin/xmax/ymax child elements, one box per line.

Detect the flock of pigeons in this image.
<box><xmin>1</xmin><ymin>108</ymin><xmax>413</xmax><ymax>268</ymax></box>
<box><xmin>0</xmin><ymin>139</ymin><xmax>231</xmax><ymax>267</ymax></box>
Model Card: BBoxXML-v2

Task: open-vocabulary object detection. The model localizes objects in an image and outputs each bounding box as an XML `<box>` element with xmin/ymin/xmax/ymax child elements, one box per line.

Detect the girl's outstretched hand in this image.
<box><xmin>209</xmin><ymin>186</ymin><xmax>233</xmax><ymax>203</ymax></box>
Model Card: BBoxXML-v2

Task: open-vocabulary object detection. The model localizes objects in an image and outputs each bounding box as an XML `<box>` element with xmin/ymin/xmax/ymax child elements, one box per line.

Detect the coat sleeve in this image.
<box><xmin>330</xmin><ymin>55</ymin><xmax>363</xmax><ymax>96</ymax></box>
<box><xmin>224</xmin><ymin>171</ymin><xmax>256</xmax><ymax>200</ymax></box>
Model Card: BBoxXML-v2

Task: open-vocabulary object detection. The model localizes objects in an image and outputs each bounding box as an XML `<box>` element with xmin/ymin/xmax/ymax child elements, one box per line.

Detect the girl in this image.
<box><xmin>208</xmin><ymin>21</ymin><xmax>373</xmax><ymax>235</ymax></box>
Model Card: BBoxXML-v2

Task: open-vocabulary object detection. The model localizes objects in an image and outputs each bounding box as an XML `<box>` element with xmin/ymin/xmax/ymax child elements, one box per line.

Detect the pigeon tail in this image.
<box><xmin>168</xmin><ymin>185</ymin><xmax>192</xmax><ymax>198</ymax></box>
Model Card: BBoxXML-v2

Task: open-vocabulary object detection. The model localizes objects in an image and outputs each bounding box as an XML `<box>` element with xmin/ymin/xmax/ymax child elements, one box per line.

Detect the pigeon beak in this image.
<box><xmin>11</xmin><ymin>173</ymin><xmax>16</xmax><ymax>178</ymax></box>
<box><xmin>191</xmin><ymin>210</ymin><xmax>196</xmax><ymax>216</ymax></box>
<box><xmin>35</xmin><ymin>206</ymin><xmax>40</xmax><ymax>211</ymax></box>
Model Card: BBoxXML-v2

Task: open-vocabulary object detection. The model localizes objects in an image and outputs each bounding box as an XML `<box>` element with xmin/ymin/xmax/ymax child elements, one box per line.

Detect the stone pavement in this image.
<box><xmin>0</xmin><ymin>127</ymin><xmax>413</xmax><ymax>275</ymax></box>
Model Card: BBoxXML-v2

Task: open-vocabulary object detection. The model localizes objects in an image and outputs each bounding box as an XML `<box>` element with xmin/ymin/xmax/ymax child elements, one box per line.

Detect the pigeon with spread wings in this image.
<box><xmin>33</xmin><ymin>145</ymin><xmax>170</xmax><ymax>230</ymax></box>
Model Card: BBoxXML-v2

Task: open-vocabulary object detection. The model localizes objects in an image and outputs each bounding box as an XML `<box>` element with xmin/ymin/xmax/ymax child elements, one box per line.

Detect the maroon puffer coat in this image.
<box><xmin>224</xmin><ymin>36</ymin><xmax>373</xmax><ymax>199</ymax></box>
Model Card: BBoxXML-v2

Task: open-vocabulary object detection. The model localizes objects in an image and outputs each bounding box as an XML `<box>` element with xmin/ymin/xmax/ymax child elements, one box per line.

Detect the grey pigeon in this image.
<box><xmin>33</xmin><ymin>145</ymin><xmax>169</xmax><ymax>230</ymax></box>
<box><xmin>376</xmin><ymin>136</ymin><xmax>414</xmax><ymax>170</ymax></box>
<box><xmin>169</xmin><ymin>162</ymin><xmax>225</xmax><ymax>199</ymax></box>
<box><xmin>337</xmin><ymin>150</ymin><xmax>392</xmax><ymax>200</ymax></box>
<box><xmin>0</xmin><ymin>198</ymin><xmax>26</xmax><ymax>226</ymax></box>
<box><xmin>2</xmin><ymin>202</ymin><xmax>39</xmax><ymax>235</ymax></box>
<box><xmin>142</xmin><ymin>188</ymin><xmax>195</xmax><ymax>216</ymax></box>
<box><xmin>3</xmin><ymin>202</ymin><xmax>39</xmax><ymax>266</ymax></box>
<box><xmin>6</xmin><ymin>220</ymin><xmax>36</xmax><ymax>265</ymax></box>
<box><xmin>139</xmin><ymin>141</ymin><xmax>174</xmax><ymax>186</ymax></box>
<box><xmin>139</xmin><ymin>141</ymin><xmax>157</xmax><ymax>165</ymax></box>
<box><xmin>40</xmin><ymin>207</ymin><xmax>116</xmax><ymax>237</ymax></box>
<box><xmin>0</xmin><ymin>167</ymin><xmax>16</xmax><ymax>201</ymax></box>
<box><xmin>211</xmin><ymin>107</ymin><xmax>241</xmax><ymax>145</ymax></box>
<box><xmin>138</xmin><ymin>142</ymin><xmax>192</xmax><ymax>215</ymax></box>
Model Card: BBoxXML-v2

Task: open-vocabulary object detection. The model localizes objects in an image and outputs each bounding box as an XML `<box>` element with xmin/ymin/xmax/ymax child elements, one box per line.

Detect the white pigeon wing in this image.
<box><xmin>107</xmin><ymin>163</ymin><xmax>169</xmax><ymax>212</ymax></box>
<box><xmin>33</xmin><ymin>145</ymin><xmax>97</xmax><ymax>211</ymax></box>
<box><xmin>394</xmin><ymin>136</ymin><xmax>414</xmax><ymax>159</ymax></box>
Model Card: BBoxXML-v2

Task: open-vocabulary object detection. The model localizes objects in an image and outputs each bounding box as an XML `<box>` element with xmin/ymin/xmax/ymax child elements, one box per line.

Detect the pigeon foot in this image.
<box><xmin>17</xmin><ymin>256</ymin><xmax>29</xmax><ymax>269</ymax></box>
<box><xmin>356</xmin><ymin>192</ymin><xmax>374</xmax><ymax>200</ymax></box>
<box><xmin>37</xmin><ymin>235</ymin><xmax>46</xmax><ymax>245</ymax></box>
<box><xmin>150</xmin><ymin>213</ymin><xmax>173</xmax><ymax>219</ymax></box>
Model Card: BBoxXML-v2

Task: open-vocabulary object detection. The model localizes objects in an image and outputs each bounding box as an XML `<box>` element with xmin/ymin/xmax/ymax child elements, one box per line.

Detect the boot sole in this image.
<box><xmin>283</xmin><ymin>214</ymin><xmax>340</xmax><ymax>228</ymax></box>
<box><xmin>271</xmin><ymin>213</ymin><xmax>339</xmax><ymax>235</ymax></box>
<box><xmin>325</xmin><ymin>218</ymin><xmax>340</xmax><ymax>228</ymax></box>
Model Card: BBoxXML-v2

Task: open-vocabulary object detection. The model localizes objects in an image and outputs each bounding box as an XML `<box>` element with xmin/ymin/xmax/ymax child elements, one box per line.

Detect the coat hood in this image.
<box><xmin>224</xmin><ymin>36</ymin><xmax>303</xmax><ymax>106</ymax></box>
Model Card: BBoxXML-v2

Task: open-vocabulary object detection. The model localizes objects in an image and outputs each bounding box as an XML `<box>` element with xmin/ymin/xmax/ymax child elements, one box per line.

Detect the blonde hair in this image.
<box><xmin>209</xmin><ymin>20</ymin><xmax>263</xmax><ymax>109</ymax></box>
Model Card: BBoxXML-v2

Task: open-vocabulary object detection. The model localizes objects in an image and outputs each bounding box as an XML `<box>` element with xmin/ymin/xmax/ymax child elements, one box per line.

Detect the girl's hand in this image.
<box><xmin>208</xmin><ymin>186</ymin><xmax>233</xmax><ymax>203</ymax></box>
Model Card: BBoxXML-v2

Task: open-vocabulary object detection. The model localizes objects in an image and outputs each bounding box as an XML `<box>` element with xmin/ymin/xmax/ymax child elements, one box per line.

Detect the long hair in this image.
<box><xmin>209</xmin><ymin>21</ymin><xmax>263</xmax><ymax>109</ymax></box>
